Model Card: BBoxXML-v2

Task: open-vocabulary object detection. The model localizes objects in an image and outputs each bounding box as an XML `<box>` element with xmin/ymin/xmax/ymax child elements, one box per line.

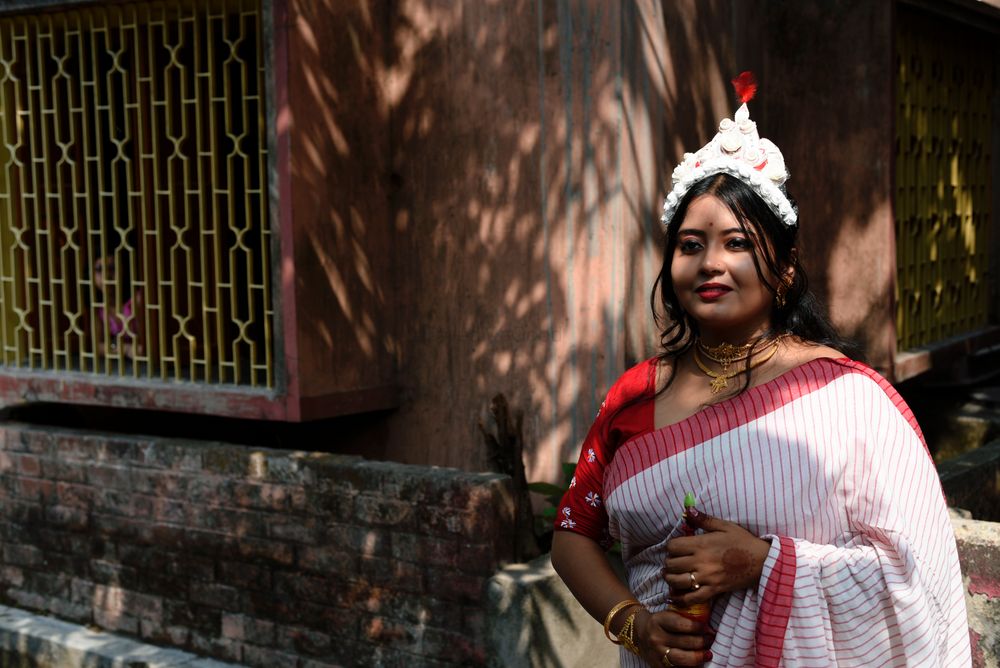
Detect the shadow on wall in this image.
<box><xmin>281</xmin><ymin>0</ymin><xmax>396</xmax><ymax>396</ymax></box>
<box><xmin>375</xmin><ymin>0</ymin><xmax>747</xmax><ymax>481</ymax></box>
<box><xmin>288</xmin><ymin>1</ymin><xmax>905</xmax><ymax>476</ymax></box>
<box><xmin>762</xmin><ymin>1</ymin><xmax>897</xmax><ymax>366</ymax></box>
<box><xmin>768</xmin><ymin>2</ymin><xmax>996</xmax><ymax>371</ymax></box>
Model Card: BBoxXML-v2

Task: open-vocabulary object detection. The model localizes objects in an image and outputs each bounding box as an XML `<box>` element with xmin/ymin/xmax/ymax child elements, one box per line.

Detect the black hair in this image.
<box><xmin>93</xmin><ymin>230</ymin><xmax>135</xmax><ymax>302</ymax></box>
<box><xmin>651</xmin><ymin>172</ymin><xmax>859</xmax><ymax>395</ymax></box>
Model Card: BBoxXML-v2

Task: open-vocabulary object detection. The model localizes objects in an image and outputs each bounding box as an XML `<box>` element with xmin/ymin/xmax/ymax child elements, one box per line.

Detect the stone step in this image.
<box><xmin>0</xmin><ymin>605</ymin><xmax>244</xmax><ymax>668</ymax></box>
<box><xmin>969</xmin><ymin>386</ymin><xmax>1000</xmax><ymax>407</ymax></box>
<box><xmin>958</xmin><ymin>345</ymin><xmax>1000</xmax><ymax>384</ymax></box>
<box><xmin>937</xmin><ymin>440</ymin><xmax>1000</xmax><ymax>523</ymax></box>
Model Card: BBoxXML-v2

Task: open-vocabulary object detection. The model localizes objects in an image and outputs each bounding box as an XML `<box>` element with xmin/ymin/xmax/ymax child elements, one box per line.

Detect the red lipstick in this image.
<box><xmin>695</xmin><ymin>282</ymin><xmax>732</xmax><ymax>300</ymax></box>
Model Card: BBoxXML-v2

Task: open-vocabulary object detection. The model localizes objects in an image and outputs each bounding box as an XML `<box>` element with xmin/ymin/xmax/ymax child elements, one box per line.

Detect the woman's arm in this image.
<box><xmin>551</xmin><ymin>531</ymin><xmax>634</xmax><ymax>627</ymax></box>
<box><xmin>552</xmin><ymin>531</ymin><xmax>712</xmax><ymax>666</ymax></box>
<box><xmin>552</xmin><ymin>361</ymin><xmax>710</xmax><ymax>665</ymax></box>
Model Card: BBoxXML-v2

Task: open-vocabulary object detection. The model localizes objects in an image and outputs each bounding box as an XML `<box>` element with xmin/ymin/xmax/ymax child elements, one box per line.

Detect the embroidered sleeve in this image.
<box><xmin>553</xmin><ymin>360</ymin><xmax>655</xmax><ymax>550</ymax></box>
<box><xmin>553</xmin><ymin>398</ymin><xmax>613</xmax><ymax>548</ymax></box>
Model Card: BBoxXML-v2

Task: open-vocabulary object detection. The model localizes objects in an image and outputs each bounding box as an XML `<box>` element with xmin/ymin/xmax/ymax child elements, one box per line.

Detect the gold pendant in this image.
<box><xmin>710</xmin><ymin>376</ymin><xmax>728</xmax><ymax>394</ymax></box>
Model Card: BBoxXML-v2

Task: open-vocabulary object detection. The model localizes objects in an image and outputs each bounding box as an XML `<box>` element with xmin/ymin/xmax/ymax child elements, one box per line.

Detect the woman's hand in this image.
<box><xmin>662</xmin><ymin>514</ymin><xmax>771</xmax><ymax>607</ymax></box>
<box><xmin>634</xmin><ymin>608</ymin><xmax>713</xmax><ymax>667</ymax></box>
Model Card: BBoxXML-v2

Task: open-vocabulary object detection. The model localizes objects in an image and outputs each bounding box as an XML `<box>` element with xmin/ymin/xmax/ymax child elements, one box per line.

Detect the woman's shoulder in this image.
<box><xmin>773</xmin><ymin>340</ymin><xmax>894</xmax><ymax>389</ymax></box>
<box><xmin>778</xmin><ymin>343</ymin><xmax>922</xmax><ymax>429</ymax></box>
<box><xmin>593</xmin><ymin>358</ymin><xmax>659</xmax><ymax>443</ymax></box>
<box><xmin>599</xmin><ymin>357</ymin><xmax>659</xmax><ymax>413</ymax></box>
<box><xmin>609</xmin><ymin>356</ymin><xmax>658</xmax><ymax>395</ymax></box>
<box><xmin>782</xmin><ymin>340</ymin><xmax>876</xmax><ymax>378</ymax></box>
<box><xmin>780</xmin><ymin>339</ymin><xmax>846</xmax><ymax>364</ymax></box>
<box><xmin>809</xmin><ymin>356</ymin><xmax>927</xmax><ymax>444</ymax></box>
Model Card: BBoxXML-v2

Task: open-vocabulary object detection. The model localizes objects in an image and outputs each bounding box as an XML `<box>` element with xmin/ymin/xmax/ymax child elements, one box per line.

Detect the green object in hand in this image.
<box><xmin>684</xmin><ymin>492</ymin><xmax>696</xmax><ymax>509</ymax></box>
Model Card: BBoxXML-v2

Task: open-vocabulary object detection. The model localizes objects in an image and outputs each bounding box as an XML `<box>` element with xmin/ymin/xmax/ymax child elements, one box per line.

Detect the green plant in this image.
<box><xmin>528</xmin><ymin>462</ymin><xmax>620</xmax><ymax>554</ymax></box>
<box><xmin>527</xmin><ymin>462</ymin><xmax>576</xmax><ymax>552</ymax></box>
<box><xmin>529</xmin><ymin>461</ymin><xmax>576</xmax><ymax>520</ymax></box>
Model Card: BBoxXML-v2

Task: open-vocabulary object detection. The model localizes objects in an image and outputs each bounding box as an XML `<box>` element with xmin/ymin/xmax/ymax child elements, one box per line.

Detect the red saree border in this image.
<box><xmin>606</xmin><ymin>357</ymin><xmax>865</xmax><ymax>497</ymax></box>
<box><xmin>756</xmin><ymin>535</ymin><xmax>797</xmax><ymax>666</ymax></box>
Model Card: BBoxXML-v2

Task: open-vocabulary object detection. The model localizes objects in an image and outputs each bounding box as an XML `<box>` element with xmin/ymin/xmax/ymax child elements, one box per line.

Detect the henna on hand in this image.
<box><xmin>664</xmin><ymin>517</ymin><xmax>771</xmax><ymax>597</ymax></box>
<box><xmin>722</xmin><ymin>547</ymin><xmax>754</xmax><ymax>581</ymax></box>
<box><xmin>721</xmin><ymin>538</ymin><xmax>770</xmax><ymax>590</ymax></box>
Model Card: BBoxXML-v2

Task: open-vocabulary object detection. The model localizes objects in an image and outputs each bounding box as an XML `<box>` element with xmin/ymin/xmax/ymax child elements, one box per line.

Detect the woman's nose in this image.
<box><xmin>700</xmin><ymin>246</ymin><xmax>725</xmax><ymax>273</ymax></box>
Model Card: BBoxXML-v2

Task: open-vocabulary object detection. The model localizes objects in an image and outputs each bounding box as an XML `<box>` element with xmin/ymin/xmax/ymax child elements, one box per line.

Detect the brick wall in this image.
<box><xmin>0</xmin><ymin>423</ymin><xmax>516</xmax><ymax>667</ymax></box>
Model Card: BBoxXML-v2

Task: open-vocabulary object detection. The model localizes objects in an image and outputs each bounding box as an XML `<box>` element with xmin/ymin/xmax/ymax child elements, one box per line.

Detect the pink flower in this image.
<box><xmin>585</xmin><ymin>491</ymin><xmax>601</xmax><ymax>507</ymax></box>
<box><xmin>586</xmin><ymin>448</ymin><xmax>597</xmax><ymax>463</ymax></box>
<box><xmin>560</xmin><ymin>518</ymin><xmax>577</xmax><ymax>529</ymax></box>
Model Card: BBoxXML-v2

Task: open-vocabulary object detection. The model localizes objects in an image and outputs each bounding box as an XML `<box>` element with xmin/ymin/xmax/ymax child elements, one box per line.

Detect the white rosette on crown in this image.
<box><xmin>660</xmin><ymin>72</ymin><xmax>796</xmax><ymax>228</ymax></box>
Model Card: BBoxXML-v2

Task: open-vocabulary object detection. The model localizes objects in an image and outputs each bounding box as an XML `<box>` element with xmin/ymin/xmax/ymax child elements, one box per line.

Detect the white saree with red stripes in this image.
<box><xmin>557</xmin><ymin>357</ymin><xmax>970</xmax><ymax>667</ymax></box>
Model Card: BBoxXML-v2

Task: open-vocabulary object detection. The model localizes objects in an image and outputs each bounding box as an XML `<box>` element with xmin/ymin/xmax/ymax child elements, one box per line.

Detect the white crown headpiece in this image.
<box><xmin>661</xmin><ymin>72</ymin><xmax>797</xmax><ymax>228</ymax></box>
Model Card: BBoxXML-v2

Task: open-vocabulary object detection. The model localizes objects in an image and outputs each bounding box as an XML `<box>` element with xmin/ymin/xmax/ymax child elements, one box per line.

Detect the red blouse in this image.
<box><xmin>554</xmin><ymin>358</ymin><xmax>658</xmax><ymax>548</ymax></box>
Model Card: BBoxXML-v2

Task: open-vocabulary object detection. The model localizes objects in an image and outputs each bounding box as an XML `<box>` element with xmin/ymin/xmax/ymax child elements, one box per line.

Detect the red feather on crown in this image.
<box><xmin>661</xmin><ymin>69</ymin><xmax>797</xmax><ymax>228</ymax></box>
<box><xmin>731</xmin><ymin>71</ymin><xmax>757</xmax><ymax>104</ymax></box>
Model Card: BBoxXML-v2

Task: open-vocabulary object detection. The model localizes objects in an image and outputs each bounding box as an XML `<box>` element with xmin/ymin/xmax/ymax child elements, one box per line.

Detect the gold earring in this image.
<box><xmin>775</xmin><ymin>282</ymin><xmax>788</xmax><ymax>309</ymax></box>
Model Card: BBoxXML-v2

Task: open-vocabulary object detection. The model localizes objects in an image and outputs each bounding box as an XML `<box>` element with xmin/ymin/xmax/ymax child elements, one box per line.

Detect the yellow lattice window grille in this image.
<box><xmin>0</xmin><ymin>0</ymin><xmax>273</xmax><ymax>388</ymax></box>
<box><xmin>895</xmin><ymin>10</ymin><xmax>994</xmax><ymax>351</ymax></box>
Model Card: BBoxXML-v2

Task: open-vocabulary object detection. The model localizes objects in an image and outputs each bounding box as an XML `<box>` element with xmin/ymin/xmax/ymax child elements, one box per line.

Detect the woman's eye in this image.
<box><xmin>678</xmin><ymin>240</ymin><xmax>702</xmax><ymax>253</ymax></box>
<box><xmin>727</xmin><ymin>237</ymin><xmax>751</xmax><ymax>250</ymax></box>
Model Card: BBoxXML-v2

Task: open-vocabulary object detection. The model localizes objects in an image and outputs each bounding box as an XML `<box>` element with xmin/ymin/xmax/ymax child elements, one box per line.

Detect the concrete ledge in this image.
<box><xmin>0</xmin><ymin>605</ymin><xmax>243</xmax><ymax>668</ymax></box>
<box><xmin>894</xmin><ymin>325</ymin><xmax>1000</xmax><ymax>383</ymax></box>
<box><xmin>486</xmin><ymin>554</ymin><xmax>622</xmax><ymax>668</ymax></box>
<box><xmin>939</xmin><ymin>440</ymin><xmax>1000</xmax><ymax>522</ymax></box>
<box><xmin>954</xmin><ymin>519</ymin><xmax>1000</xmax><ymax>667</ymax></box>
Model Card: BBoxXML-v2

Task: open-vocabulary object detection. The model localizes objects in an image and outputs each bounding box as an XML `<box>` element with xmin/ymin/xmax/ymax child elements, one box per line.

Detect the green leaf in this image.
<box><xmin>562</xmin><ymin>462</ymin><xmax>577</xmax><ymax>483</ymax></box>
<box><xmin>528</xmin><ymin>482</ymin><xmax>566</xmax><ymax>497</ymax></box>
<box><xmin>541</xmin><ymin>507</ymin><xmax>557</xmax><ymax>520</ymax></box>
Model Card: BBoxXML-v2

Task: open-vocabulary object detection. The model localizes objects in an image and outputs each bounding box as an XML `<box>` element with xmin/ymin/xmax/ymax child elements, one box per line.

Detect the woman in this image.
<box><xmin>551</xmin><ymin>75</ymin><xmax>970</xmax><ymax>667</ymax></box>
<box><xmin>93</xmin><ymin>253</ymin><xmax>145</xmax><ymax>359</ymax></box>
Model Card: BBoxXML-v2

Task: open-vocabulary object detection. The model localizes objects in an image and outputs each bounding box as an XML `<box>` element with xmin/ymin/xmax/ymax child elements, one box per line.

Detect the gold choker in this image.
<box><xmin>693</xmin><ymin>336</ymin><xmax>785</xmax><ymax>394</ymax></box>
<box><xmin>698</xmin><ymin>340</ymin><xmax>754</xmax><ymax>367</ymax></box>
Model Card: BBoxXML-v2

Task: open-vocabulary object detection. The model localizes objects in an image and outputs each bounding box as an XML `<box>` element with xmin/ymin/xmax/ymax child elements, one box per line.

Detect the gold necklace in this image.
<box><xmin>698</xmin><ymin>334</ymin><xmax>789</xmax><ymax>373</ymax></box>
<box><xmin>693</xmin><ymin>338</ymin><xmax>781</xmax><ymax>394</ymax></box>
<box><xmin>698</xmin><ymin>340</ymin><xmax>754</xmax><ymax>365</ymax></box>
<box><xmin>697</xmin><ymin>341</ymin><xmax>753</xmax><ymax>378</ymax></box>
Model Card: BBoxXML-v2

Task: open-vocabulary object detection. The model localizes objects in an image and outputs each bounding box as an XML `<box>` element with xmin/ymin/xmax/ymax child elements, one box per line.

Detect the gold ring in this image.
<box><xmin>689</xmin><ymin>572</ymin><xmax>700</xmax><ymax>590</ymax></box>
<box><xmin>661</xmin><ymin>648</ymin><xmax>673</xmax><ymax>667</ymax></box>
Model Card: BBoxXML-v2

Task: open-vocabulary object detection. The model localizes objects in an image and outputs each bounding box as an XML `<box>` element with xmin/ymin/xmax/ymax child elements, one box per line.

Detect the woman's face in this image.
<box><xmin>93</xmin><ymin>256</ymin><xmax>116</xmax><ymax>293</ymax></box>
<box><xmin>670</xmin><ymin>194</ymin><xmax>777</xmax><ymax>341</ymax></box>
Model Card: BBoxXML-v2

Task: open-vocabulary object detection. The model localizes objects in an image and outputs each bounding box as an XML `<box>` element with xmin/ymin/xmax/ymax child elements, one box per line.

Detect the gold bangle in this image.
<box><xmin>618</xmin><ymin>610</ymin><xmax>642</xmax><ymax>656</ymax></box>
<box><xmin>603</xmin><ymin>598</ymin><xmax>640</xmax><ymax>643</ymax></box>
